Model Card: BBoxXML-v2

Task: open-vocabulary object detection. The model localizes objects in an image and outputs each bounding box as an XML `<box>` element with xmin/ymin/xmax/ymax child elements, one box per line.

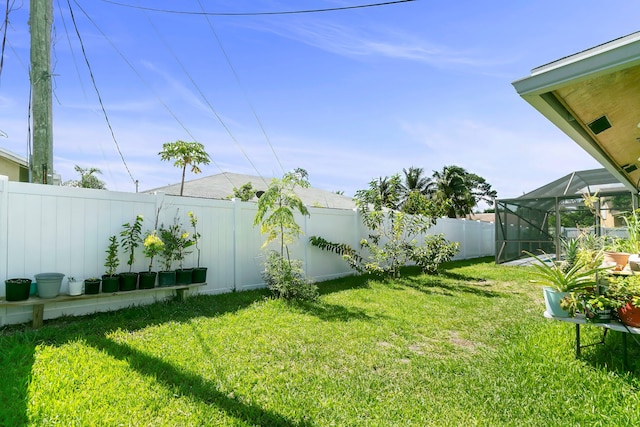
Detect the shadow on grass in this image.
<box><xmin>290</xmin><ymin>300</ymin><xmax>382</xmax><ymax>323</ymax></box>
<box><xmin>399</xmin><ymin>274</ymin><xmax>502</xmax><ymax>299</ymax></box>
<box><xmin>0</xmin><ymin>334</ymin><xmax>35</xmax><ymax>426</ymax></box>
<box><xmin>0</xmin><ymin>287</ymin><xmax>316</xmax><ymax>426</ymax></box>
<box><xmin>578</xmin><ymin>328</ymin><xmax>640</xmax><ymax>375</ymax></box>
<box><xmin>87</xmin><ymin>333</ymin><xmax>314</xmax><ymax>427</ymax></box>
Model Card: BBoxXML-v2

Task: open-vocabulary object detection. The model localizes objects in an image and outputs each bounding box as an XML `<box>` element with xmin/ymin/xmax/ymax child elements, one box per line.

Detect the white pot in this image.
<box><xmin>629</xmin><ymin>254</ymin><xmax>640</xmax><ymax>271</ymax></box>
<box><xmin>68</xmin><ymin>280</ymin><xmax>83</xmax><ymax>296</ymax></box>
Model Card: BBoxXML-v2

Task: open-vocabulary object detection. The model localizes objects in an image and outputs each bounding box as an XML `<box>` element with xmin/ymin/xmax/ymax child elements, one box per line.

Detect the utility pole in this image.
<box><xmin>29</xmin><ymin>0</ymin><xmax>53</xmax><ymax>184</ymax></box>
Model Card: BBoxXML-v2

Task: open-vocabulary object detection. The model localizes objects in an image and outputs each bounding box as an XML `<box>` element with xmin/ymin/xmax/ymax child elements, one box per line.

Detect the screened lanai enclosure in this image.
<box><xmin>495</xmin><ymin>168</ymin><xmax>637</xmax><ymax>264</ymax></box>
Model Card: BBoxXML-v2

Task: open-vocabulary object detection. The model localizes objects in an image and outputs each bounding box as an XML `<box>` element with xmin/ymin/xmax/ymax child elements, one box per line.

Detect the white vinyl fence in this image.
<box><xmin>0</xmin><ymin>176</ymin><xmax>494</xmax><ymax>326</ymax></box>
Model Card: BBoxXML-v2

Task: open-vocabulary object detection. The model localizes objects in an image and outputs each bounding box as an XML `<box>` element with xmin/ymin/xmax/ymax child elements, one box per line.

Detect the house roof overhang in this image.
<box><xmin>512</xmin><ymin>31</ymin><xmax>640</xmax><ymax>194</ymax></box>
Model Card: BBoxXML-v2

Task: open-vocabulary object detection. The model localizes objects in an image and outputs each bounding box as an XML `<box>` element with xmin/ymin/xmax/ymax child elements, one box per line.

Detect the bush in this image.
<box><xmin>410</xmin><ymin>234</ymin><xmax>460</xmax><ymax>275</ymax></box>
<box><xmin>262</xmin><ymin>251</ymin><xmax>318</xmax><ymax>301</ymax></box>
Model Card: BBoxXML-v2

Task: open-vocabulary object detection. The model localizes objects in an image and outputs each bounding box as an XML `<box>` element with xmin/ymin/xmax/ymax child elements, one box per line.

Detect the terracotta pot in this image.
<box><xmin>618</xmin><ymin>302</ymin><xmax>640</xmax><ymax>327</ymax></box>
<box><xmin>603</xmin><ymin>251</ymin><xmax>630</xmax><ymax>270</ymax></box>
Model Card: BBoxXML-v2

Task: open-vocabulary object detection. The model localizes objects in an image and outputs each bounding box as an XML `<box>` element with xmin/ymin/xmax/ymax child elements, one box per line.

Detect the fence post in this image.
<box><xmin>0</xmin><ymin>176</ymin><xmax>8</xmax><ymax>283</ymax></box>
<box><xmin>233</xmin><ymin>198</ymin><xmax>239</xmax><ymax>292</ymax></box>
<box><xmin>0</xmin><ymin>176</ymin><xmax>8</xmax><ymax>325</ymax></box>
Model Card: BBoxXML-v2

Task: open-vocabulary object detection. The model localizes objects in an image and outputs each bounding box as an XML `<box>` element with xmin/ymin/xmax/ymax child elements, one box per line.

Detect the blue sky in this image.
<box><xmin>1</xmin><ymin>1</ymin><xmax>640</xmax><ymax>204</ymax></box>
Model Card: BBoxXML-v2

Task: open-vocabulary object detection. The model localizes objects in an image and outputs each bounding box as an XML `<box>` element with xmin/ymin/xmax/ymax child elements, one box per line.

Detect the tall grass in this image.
<box><xmin>2</xmin><ymin>258</ymin><xmax>640</xmax><ymax>426</ymax></box>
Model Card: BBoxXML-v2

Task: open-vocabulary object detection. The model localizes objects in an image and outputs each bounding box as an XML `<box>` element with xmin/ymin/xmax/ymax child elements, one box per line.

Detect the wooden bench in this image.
<box><xmin>0</xmin><ymin>282</ymin><xmax>206</xmax><ymax>328</ymax></box>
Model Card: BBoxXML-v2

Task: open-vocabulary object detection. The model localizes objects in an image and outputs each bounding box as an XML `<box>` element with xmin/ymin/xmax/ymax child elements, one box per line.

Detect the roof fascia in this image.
<box><xmin>512</xmin><ymin>34</ymin><xmax>640</xmax><ymax>193</ymax></box>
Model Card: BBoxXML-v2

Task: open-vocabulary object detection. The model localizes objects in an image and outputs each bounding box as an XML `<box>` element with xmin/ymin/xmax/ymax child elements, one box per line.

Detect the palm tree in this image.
<box><xmin>402</xmin><ymin>166</ymin><xmax>429</xmax><ymax>195</ymax></box>
<box><xmin>428</xmin><ymin>165</ymin><xmax>496</xmax><ymax>218</ymax></box>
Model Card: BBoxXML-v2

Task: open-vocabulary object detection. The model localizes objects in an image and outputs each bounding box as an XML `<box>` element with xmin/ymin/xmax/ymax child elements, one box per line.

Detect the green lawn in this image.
<box><xmin>2</xmin><ymin>257</ymin><xmax>640</xmax><ymax>426</ymax></box>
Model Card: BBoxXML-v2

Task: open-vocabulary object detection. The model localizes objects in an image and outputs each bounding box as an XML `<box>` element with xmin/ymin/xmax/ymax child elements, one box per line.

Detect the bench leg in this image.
<box><xmin>33</xmin><ymin>304</ymin><xmax>44</xmax><ymax>328</ymax></box>
<box><xmin>576</xmin><ymin>324</ymin><xmax>581</xmax><ymax>357</ymax></box>
<box><xmin>176</xmin><ymin>288</ymin><xmax>186</xmax><ymax>302</ymax></box>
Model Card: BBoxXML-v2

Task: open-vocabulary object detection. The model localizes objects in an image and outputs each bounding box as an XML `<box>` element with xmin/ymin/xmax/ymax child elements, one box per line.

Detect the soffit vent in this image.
<box><xmin>622</xmin><ymin>163</ymin><xmax>638</xmax><ymax>173</ymax></box>
<box><xmin>587</xmin><ymin>115</ymin><xmax>612</xmax><ymax>134</ymax></box>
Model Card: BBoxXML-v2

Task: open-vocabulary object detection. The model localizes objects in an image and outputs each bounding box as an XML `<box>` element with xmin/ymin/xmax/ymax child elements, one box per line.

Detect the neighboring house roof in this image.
<box><xmin>0</xmin><ymin>146</ymin><xmax>28</xmax><ymax>167</ymax></box>
<box><xmin>145</xmin><ymin>172</ymin><xmax>356</xmax><ymax>210</ymax></box>
<box><xmin>466</xmin><ymin>213</ymin><xmax>494</xmax><ymax>223</ymax></box>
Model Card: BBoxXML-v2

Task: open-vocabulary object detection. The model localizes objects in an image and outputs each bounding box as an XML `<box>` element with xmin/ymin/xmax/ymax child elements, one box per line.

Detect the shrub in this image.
<box><xmin>410</xmin><ymin>234</ymin><xmax>460</xmax><ymax>275</ymax></box>
<box><xmin>262</xmin><ymin>251</ymin><xmax>318</xmax><ymax>301</ymax></box>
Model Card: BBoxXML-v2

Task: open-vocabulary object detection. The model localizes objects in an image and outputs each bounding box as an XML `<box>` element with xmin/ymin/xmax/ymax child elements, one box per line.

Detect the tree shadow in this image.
<box><xmin>316</xmin><ymin>274</ymin><xmax>371</xmax><ymax>296</ymax></box>
<box><xmin>290</xmin><ymin>300</ymin><xmax>384</xmax><ymax>323</ymax></box>
<box><xmin>0</xmin><ymin>333</ymin><xmax>35</xmax><ymax>426</ymax></box>
<box><xmin>84</xmin><ymin>333</ymin><xmax>314</xmax><ymax>426</ymax></box>
<box><xmin>0</xmin><ymin>287</ymin><xmax>312</xmax><ymax>426</ymax></box>
<box><xmin>400</xmin><ymin>274</ymin><xmax>502</xmax><ymax>299</ymax></box>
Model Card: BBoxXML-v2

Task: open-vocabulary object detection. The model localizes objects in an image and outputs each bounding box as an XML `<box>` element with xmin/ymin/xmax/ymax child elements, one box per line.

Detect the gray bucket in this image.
<box><xmin>35</xmin><ymin>272</ymin><xmax>65</xmax><ymax>299</ymax></box>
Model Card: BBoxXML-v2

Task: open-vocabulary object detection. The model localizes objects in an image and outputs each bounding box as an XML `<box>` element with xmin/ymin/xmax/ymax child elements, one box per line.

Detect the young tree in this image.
<box><xmin>158</xmin><ymin>140</ymin><xmax>211</xmax><ymax>196</ymax></box>
<box><xmin>253</xmin><ymin>168</ymin><xmax>317</xmax><ymax>300</ymax></box>
<box><xmin>355</xmin><ymin>175</ymin><xmax>433</xmax><ymax>278</ymax></box>
<box><xmin>231</xmin><ymin>182</ymin><xmax>255</xmax><ymax>201</ymax></box>
<box><xmin>254</xmin><ymin>168</ymin><xmax>310</xmax><ymax>258</ymax></box>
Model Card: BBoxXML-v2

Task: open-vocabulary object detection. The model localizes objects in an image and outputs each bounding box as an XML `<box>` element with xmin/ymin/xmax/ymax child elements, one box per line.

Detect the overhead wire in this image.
<box><xmin>0</xmin><ymin>0</ymin><xmax>13</xmax><ymax>85</ymax></box>
<box><xmin>65</xmin><ymin>0</ymin><xmax>137</xmax><ymax>187</ymax></box>
<box><xmin>100</xmin><ymin>0</ymin><xmax>417</xmax><ymax>16</ymax></box>
<box><xmin>56</xmin><ymin>0</ymin><xmax>88</xmax><ymax>103</ymax></box>
<box><xmin>145</xmin><ymin>10</ymin><xmax>269</xmax><ymax>185</ymax></box>
<box><xmin>71</xmin><ymin>0</ymin><xmax>236</xmax><ymax>188</ymax></box>
<box><xmin>196</xmin><ymin>0</ymin><xmax>285</xmax><ymax>176</ymax></box>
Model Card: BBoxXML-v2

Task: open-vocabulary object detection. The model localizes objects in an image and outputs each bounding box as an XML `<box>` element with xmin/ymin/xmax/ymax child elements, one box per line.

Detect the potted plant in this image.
<box><xmin>4</xmin><ymin>278</ymin><xmax>32</xmax><ymax>301</ymax></box>
<box><xmin>189</xmin><ymin>211</ymin><xmax>207</xmax><ymax>283</ymax></box>
<box><xmin>608</xmin><ymin>275</ymin><xmax>640</xmax><ymax>327</ymax></box>
<box><xmin>158</xmin><ymin>222</ymin><xmax>179</xmax><ymax>287</ymax></box>
<box><xmin>84</xmin><ymin>277</ymin><xmax>101</xmax><ymax>294</ymax></box>
<box><xmin>524</xmin><ymin>250</ymin><xmax>606</xmax><ymax>317</ymax></box>
<box><xmin>174</xmin><ymin>227</ymin><xmax>194</xmax><ymax>285</ymax></box>
<box><xmin>103</xmin><ymin>235</ymin><xmax>120</xmax><ymax>293</ymax></box>
<box><xmin>140</xmin><ymin>230</ymin><xmax>164</xmax><ymax>289</ymax></box>
<box><xmin>119</xmin><ymin>215</ymin><xmax>143</xmax><ymax>291</ymax></box>
<box><xmin>34</xmin><ymin>272</ymin><xmax>65</xmax><ymax>299</ymax></box>
<box><xmin>560</xmin><ymin>290</ymin><xmax>620</xmax><ymax>323</ymax></box>
<box><xmin>67</xmin><ymin>276</ymin><xmax>83</xmax><ymax>296</ymax></box>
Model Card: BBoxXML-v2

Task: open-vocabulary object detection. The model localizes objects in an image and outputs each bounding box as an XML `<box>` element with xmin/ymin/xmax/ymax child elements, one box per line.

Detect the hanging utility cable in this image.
<box><xmin>100</xmin><ymin>0</ymin><xmax>417</xmax><ymax>16</ymax></box>
<box><xmin>0</xmin><ymin>0</ymin><xmax>12</xmax><ymax>84</ymax></box>
<box><xmin>196</xmin><ymin>0</ymin><xmax>285</xmax><ymax>176</ymax></box>
<box><xmin>66</xmin><ymin>0</ymin><xmax>137</xmax><ymax>187</ymax></box>
<box><xmin>146</xmin><ymin>12</ymin><xmax>268</xmax><ymax>185</ymax></box>
<box><xmin>56</xmin><ymin>0</ymin><xmax>88</xmax><ymax>103</ymax></box>
<box><xmin>71</xmin><ymin>0</ymin><xmax>236</xmax><ymax>189</ymax></box>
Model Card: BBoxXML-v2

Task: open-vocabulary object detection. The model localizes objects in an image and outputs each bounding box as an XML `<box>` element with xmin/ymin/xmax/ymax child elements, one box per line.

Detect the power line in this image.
<box><xmin>66</xmin><ymin>0</ymin><xmax>137</xmax><ymax>186</ymax></box>
<box><xmin>145</xmin><ymin>12</ymin><xmax>268</xmax><ymax>185</ymax></box>
<box><xmin>71</xmin><ymin>0</ymin><xmax>237</xmax><ymax>189</ymax></box>
<box><xmin>100</xmin><ymin>0</ymin><xmax>417</xmax><ymax>16</ymax></box>
<box><xmin>196</xmin><ymin>0</ymin><xmax>285</xmax><ymax>175</ymax></box>
<box><xmin>0</xmin><ymin>0</ymin><xmax>13</xmax><ymax>85</ymax></box>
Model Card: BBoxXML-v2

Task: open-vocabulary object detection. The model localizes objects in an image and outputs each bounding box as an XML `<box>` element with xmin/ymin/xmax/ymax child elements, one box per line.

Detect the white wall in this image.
<box><xmin>0</xmin><ymin>176</ymin><xmax>495</xmax><ymax>326</ymax></box>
